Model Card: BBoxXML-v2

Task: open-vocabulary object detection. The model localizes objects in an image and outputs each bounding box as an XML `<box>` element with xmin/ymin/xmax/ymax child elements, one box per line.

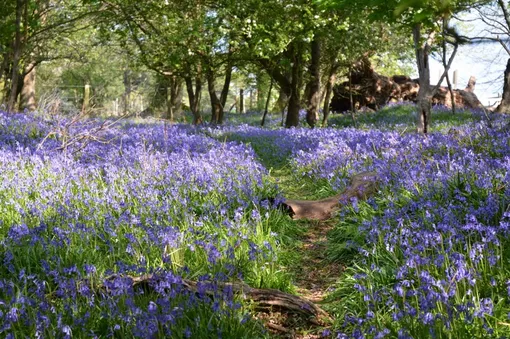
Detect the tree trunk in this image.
<box><xmin>166</xmin><ymin>76</ymin><xmax>183</xmax><ymax>122</ymax></box>
<box><xmin>239</xmin><ymin>88</ymin><xmax>244</xmax><ymax>114</ymax></box>
<box><xmin>7</xmin><ymin>0</ymin><xmax>24</xmax><ymax>113</ymax></box>
<box><xmin>207</xmin><ymin>69</ymin><xmax>222</xmax><ymax>124</ymax></box>
<box><xmin>123</xmin><ymin>70</ymin><xmax>131</xmax><ymax>114</ymax></box>
<box><xmin>256</xmin><ymin>74</ymin><xmax>266</xmax><ymax>111</ymax></box>
<box><xmin>220</xmin><ymin>63</ymin><xmax>232</xmax><ymax>111</ymax></box>
<box><xmin>249</xmin><ymin>89</ymin><xmax>256</xmax><ymax>111</ymax></box>
<box><xmin>321</xmin><ymin>63</ymin><xmax>338</xmax><ymax>127</ymax></box>
<box><xmin>442</xmin><ymin>21</ymin><xmax>455</xmax><ymax>114</ymax></box>
<box><xmin>413</xmin><ymin>24</ymin><xmax>432</xmax><ymax>134</ymax></box>
<box><xmin>0</xmin><ymin>52</ymin><xmax>9</xmax><ymax>104</ymax></box>
<box><xmin>261</xmin><ymin>77</ymin><xmax>274</xmax><ymax>126</ymax></box>
<box><xmin>185</xmin><ymin>75</ymin><xmax>203</xmax><ymax>124</ymax></box>
<box><xmin>496</xmin><ymin>58</ymin><xmax>510</xmax><ymax>113</ymax></box>
<box><xmin>273</xmin><ymin>87</ymin><xmax>288</xmax><ymax>114</ymax></box>
<box><xmin>286</xmin><ymin>89</ymin><xmax>300</xmax><ymax>127</ymax></box>
<box><xmin>20</xmin><ymin>61</ymin><xmax>37</xmax><ymax>111</ymax></box>
<box><xmin>349</xmin><ymin>66</ymin><xmax>354</xmax><ymax>113</ymax></box>
<box><xmin>82</xmin><ymin>83</ymin><xmax>90</xmax><ymax>114</ymax></box>
<box><xmin>305</xmin><ymin>38</ymin><xmax>321</xmax><ymax>128</ymax></box>
<box><xmin>285</xmin><ymin>44</ymin><xmax>303</xmax><ymax>128</ymax></box>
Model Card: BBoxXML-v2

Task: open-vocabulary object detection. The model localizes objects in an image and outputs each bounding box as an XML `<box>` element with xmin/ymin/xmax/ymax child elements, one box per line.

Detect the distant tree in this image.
<box><xmin>96</xmin><ymin>0</ymin><xmax>243</xmax><ymax>124</ymax></box>
<box><xmin>321</xmin><ymin>0</ymin><xmax>487</xmax><ymax>133</ymax></box>
<box><xmin>458</xmin><ymin>1</ymin><xmax>510</xmax><ymax>112</ymax></box>
<box><xmin>1</xmin><ymin>0</ymin><xmax>105</xmax><ymax>112</ymax></box>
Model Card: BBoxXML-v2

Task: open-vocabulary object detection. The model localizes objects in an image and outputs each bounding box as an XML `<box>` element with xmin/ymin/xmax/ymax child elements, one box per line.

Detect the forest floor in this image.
<box><xmin>255</xmin><ymin>165</ymin><xmax>342</xmax><ymax>338</ymax></box>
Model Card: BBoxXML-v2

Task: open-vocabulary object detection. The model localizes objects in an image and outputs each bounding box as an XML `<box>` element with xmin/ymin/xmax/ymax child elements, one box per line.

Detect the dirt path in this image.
<box><xmin>260</xmin><ymin>218</ymin><xmax>341</xmax><ymax>338</ymax></box>
<box><xmin>294</xmin><ymin>220</ymin><xmax>342</xmax><ymax>304</ymax></box>
<box><xmin>244</xmin><ymin>150</ymin><xmax>344</xmax><ymax>337</ymax></box>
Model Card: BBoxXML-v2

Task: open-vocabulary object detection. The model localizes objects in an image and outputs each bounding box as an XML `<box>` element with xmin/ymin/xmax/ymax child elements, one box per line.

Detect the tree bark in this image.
<box><xmin>496</xmin><ymin>58</ymin><xmax>510</xmax><ymax>113</ymax></box>
<box><xmin>82</xmin><ymin>83</ymin><xmax>90</xmax><ymax>114</ymax></box>
<box><xmin>239</xmin><ymin>88</ymin><xmax>244</xmax><ymax>114</ymax></box>
<box><xmin>7</xmin><ymin>0</ymin><xmax>24</xmax><ymax>113</ymax></box>
<box><xmin>219</xmin><ymin>63</ymin><xmax>232</xmax><ymax>111</ymax></box>
<box><xmin>122</xmin><ymin>70</ymin><xmax>131</xmax><ymax>114</ymax></box>
<box><xmin>0</xmin><ymin>52</ymin><xmax>9</xmax><ymax>104</ymax></box>
<box><xmin>165</xmin><ymin>76</ymin><xmax>183</xmax><ymax>122</ymax></box>
<box><xmin>285</xmin><ymin>44</ymin><xmax>303</xmax><ymax>128</ymax></box>
<box><xmin>206</xmin><ymin>69</ymin><xmax>222</xmax><ymax>124</ymax></box>
<box><xmin>413</xmin><ymin>23</ymin><xmax>433</xmax><ymax>134</ymax></box>
<box><xmin>321</xmin><ymin>63</ymin><xmax>338</xmax><ymax>127</ymax></box>
<box><xmin>261</xmin><ymin>77</ymin><xmax>274</xmax><ymax>126</ymax></box>
<box><xmin>20</xmin><ymin>61</ymin><xmax>37</xmax><ymax>111</ymax></box>
<box><xmin>286</xmin><ymin>88</ymin><xmax>301</xmax><ymax>127</ymax></box>
<box><xmin>185</xmin><ymin>75</ymin><xmax>203</xmax><ymax>124</ymax></box>
<box><xmin>305</xmin><ymin>37</ymin><xmax>321</xmax><ymax>128</ymax></box>
<box><xmin>442</xmin><ymin>20</ymin><xmax>455</xmax><ymax>114</ymax></box>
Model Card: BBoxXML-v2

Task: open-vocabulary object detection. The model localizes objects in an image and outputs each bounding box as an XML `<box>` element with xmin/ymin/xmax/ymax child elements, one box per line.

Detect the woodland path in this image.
<box><xmin>258</xmin><ymin>168</ymin><xmax>342</xmax><ymax>338</ymax></box>
<box><xmin>225</xmin><ymin>136</ymin><xmax>377</xmax><ymax>338</ymax></box>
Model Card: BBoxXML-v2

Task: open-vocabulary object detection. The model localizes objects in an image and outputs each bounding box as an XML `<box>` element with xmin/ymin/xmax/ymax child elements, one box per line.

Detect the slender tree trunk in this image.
<box><xmin>261</xmin><ymin>77</ymin><xmax>274</xmax><ymax>126</ymax></box>
<box><xmin>249</xmin><ymin>89</ymin><xmax>255</xmax><ymax>111</ymax></box>
<box><xmin>305</xmin><ymin>37</ymin><xmax>321</xmax><ymax>128</ymax></box>
<box><xmin>166</xmin><ymin>76</ymin><xmax>183</xmax><ymax>122</ymax></box>
<box><xmin>256</xmin><ymin>74</ymin><xmax>266</xmax><ymax>110</ymax></box>
<box><xmin>206</xmin><ymin>69</ymin><xmax>222</xmax><ymax>124</ymax></box>
<box><xmin>413</xmin><ymin>23</ymin><xmax>433</xmax><ymax>134</ymax></box>
<box><xmin>220</xmin><ymin>63</ymin><xmax>232</xmax><ymax>110</ymax></box>
<box><xmin>20</xmin><ymin>61</ymin><xmax>37</xmax><ymax>111</ymax></box>
<box><xmin>0</xmin><ymin>52</ymin><xmax>10</xmax><ymax>104</ymax></box>
<box><xmin>239</xmin><ymin>88</ymin><xmax>244</xmax><ymax>114</ymax></box>
<box><xmin>285</xmin><ymin>44</ymin><xmax>303</xmax><ymax>128</ymax></box>
<box><xmin>7</xmin><ymin>0</ymin><xmax>24</xmax><ymax>113</ymax></box>
<box><xmin>166</xmin><ymin>87</ymin><xmax>174</xmax><ymax>122</ymax></box>
<box><xmin>185</xmin><ymin>75</ymin><xmax>203</xmax><ymax>124</ymax></box>
<box><xmin>442</xmin><ymin>19</ymin><xmax>455</xmax><ymax>114</ymax></box>
<box><xmin>321</xmin><ymin>63</ymin><xmax>338</xmax><ymax>127</ymax></box>
<box><xmin>348</xmin><ymin>66</ymin><xmax>358</xmax><ymax>127</ymax></box>
<box><xmin>82</xmin><ymin>83</ymin><xmax>90</xmax><ymax>113</ymax></box>
<box><xmin>349</xmin><ymin>66</ymin><xmax>354</xmax><ymax>113</ymax></box>
<box><xmin>496</xmin><ymin>58</ymin><xmax>510</xmax><ymax>113</ymax></box>
<box><xmin>123</xmin><ymin>70</ymin><xmax>131</xmax><ymax>114</ymax></box>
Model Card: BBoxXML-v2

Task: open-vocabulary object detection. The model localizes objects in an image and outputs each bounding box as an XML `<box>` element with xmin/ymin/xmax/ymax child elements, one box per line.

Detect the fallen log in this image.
<box><xmin>100</xmin><ymin>274</ymin><xmax>331</xmax><ymax>326</ymax></box>
<box><xmin>283</xmin><ymin>171</ymin><xmax>379</xmax><ymax>220</ymax></box>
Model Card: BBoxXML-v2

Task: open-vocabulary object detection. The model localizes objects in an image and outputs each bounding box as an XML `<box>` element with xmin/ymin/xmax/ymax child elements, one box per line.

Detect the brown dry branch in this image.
<box><xmin>100</xmin><ymin>274</ymin><xmax>332</xmax><ymax>327</ymax></box>
<box><xmin>283</xmin><ymin>171</ymin><xmax>379</xmax><ymax>221</ymax></box>
<box><xmin>37</xmin><ymin>111</ymin><xmax>131</xmax><ymax>155</ymax></box>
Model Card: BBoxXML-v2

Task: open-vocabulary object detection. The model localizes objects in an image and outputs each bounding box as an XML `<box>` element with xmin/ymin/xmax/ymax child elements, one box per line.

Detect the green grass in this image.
<box><xmin>327</xmin><ymin>104</ymin><xmax>481</xmax><ymax>132</ymax></box>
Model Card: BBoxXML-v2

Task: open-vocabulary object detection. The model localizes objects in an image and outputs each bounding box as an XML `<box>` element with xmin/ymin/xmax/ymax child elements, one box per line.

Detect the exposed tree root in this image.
<box><xmin>100</xmin><ymin>274</ymin><xmax>331</xmax><ymax>327</ymax></box>
<box><xmin>283</xmin><ymin>171</ymin><xmax>379</xmax><ymax>220</ymax></box>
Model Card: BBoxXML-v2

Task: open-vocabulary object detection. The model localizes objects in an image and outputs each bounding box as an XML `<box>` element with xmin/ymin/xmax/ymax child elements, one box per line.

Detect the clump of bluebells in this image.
<box><xmin>0</xmin><ymin>111</ymin><xmax>288</xmax><ymax>337</ymax></box>
<box><xmin>214</xmin><ymin>107</ymin><xmax>510</xmax><ymax>337</ymax></box>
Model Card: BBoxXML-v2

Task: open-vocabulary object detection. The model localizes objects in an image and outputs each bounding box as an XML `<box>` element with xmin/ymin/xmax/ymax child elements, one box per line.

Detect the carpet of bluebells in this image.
<box><xmin>217</xmin><ymin>106</ymin><xmax>510</xmax><ymax>338</ymax></box>
<box><xmin>0</xmin><ymin>111</ymin><xmax>289</xmax><ymax>338</ymax></box>
<box><xmin>1</xmin><ymin>105</ymin><xmax>510</xmax><ymax>338</ymax></box>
